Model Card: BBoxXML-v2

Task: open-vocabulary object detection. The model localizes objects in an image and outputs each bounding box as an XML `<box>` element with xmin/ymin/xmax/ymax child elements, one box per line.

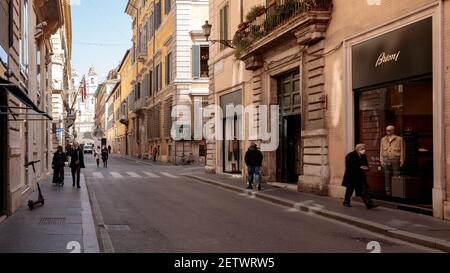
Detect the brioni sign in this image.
<box><xmin>352</xmin><ymin>17</ymin><xmax>432</xmax><ymax>90</ymax></box>
<box><xmin>375</xmin><ymin>51</ymin><xmax>401</xmax><ymax>68</ymax></box>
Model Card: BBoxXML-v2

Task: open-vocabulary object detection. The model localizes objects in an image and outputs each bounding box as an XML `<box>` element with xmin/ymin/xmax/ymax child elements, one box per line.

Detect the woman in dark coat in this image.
<box><xmin>342</xmin><ymin>144</ymin><xmax>377</xmax><ymax>209</ymax></box>
<box><xmin>52</xmin><ymin>146</ymin><xmax>66</xmax><ymax>186</ymax></box>
<box><xmin>101</xmin><ymin>146</ymin><xmax>109</xmax><ymax>168</ymax></box>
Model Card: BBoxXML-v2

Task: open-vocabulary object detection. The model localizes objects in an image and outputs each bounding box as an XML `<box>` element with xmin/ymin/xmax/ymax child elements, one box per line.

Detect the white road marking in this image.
<box><xmin>143</xmin><ymin>171</ymin><xmax>160</xmax><ymax>178</ymax></box>
<box><xmin>160</xmin><ymin>172</ymin><xmax>179</xmax><ymax>179</ymax></box>
<box><xmin>92</xmin><ymin>172</ymin><xmax>104</xmax><ymax>179</ymax></box>
<box><xmin>110</xmin><ymin>172</ymin><xmax>123</xmax><ymax>178</ymax></box>
<box><xmin>127</xmin><ymin>171</ymin><xmax>142</xmax><ymax>178</ymax></box>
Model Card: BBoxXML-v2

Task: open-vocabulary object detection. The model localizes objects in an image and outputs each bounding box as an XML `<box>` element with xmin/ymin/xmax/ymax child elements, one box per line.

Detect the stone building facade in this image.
<box><xmin>125</xmin><ymin>0</ymin><xmax>209</xmax><ymax>164</ymax></box>
<box><xmin>0</xmin><ymin>0</ymin><xmax>70</xmax><ymax>217</ymax></box>
<box><xmin>207</xmin><ymin>0</ymin><xmax>450</xmax><ymax>220</ymax></box>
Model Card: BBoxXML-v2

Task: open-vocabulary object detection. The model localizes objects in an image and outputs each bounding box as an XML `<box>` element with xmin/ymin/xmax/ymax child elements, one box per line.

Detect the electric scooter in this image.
<box><xmin>25</xmin><ymin>160</ymin><xmax>45</xmax><ymax>210</ymax></box>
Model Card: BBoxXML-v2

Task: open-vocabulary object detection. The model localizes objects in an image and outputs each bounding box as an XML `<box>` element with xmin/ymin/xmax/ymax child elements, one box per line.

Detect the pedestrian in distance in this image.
<box><xmin>342</xmin><ymin>144</ymin><xmax>378</xmax><ymax>209</ymax></box>
<box><xmin>102</xmin><ymin>146</ymin><xmax>109</xmax><ymax>168</ymax></box>
<box><xmin>69</xmin><ymin>142</ymin><xmax>85</xmax><ymax>189</ymax></box>
<box><xmin>95</xmin><ymin>146</ymin><xmax>101</xmax><ymax>168</ymax></box>
<box><xmin>245</xmin><ymin>142</ymin><xmax>263</xmax><ymax>191</ymax></box>
<box><xmin>108</xmin><ymin>145</ymin><xmax>112</xmax><ymax>154</ymax></box>
<box><xmin>52</xmin><ymin>145</ymin><xmax>66</xmax><ymax>186</ymax></box>
<box><xmin>152</xmin><ymin>147</ymin><xmax>158</xmax><ymax>162</ymax></box>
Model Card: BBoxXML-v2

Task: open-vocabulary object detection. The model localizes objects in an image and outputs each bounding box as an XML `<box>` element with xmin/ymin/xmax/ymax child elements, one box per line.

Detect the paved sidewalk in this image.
<box><xmin>183</xmin><ymin>172</ymin><xmax>450</xmax><ymax>252</ymax></box>
<box><xmin>0</xmin><ymin>169</ymin><xmax>99</xmax><ymax>253</ymax></box>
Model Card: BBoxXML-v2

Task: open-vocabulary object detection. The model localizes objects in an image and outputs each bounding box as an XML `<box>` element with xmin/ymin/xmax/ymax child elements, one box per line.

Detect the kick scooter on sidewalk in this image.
<box><xmin>24</xmin><ymin>160</ymin><xmax>45</xmax><ymax>210</ymax></box>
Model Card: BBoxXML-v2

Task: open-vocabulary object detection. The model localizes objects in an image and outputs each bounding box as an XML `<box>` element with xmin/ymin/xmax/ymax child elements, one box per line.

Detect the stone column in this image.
<box><xmin>298</xmin><ymin>40</ymin><xmax>330</xmax><ymax>195</ymax></box>
<box><xmin>205</xmin><ymin>62</ymin><xmax>216</xmax><ymax>173</ymax></box>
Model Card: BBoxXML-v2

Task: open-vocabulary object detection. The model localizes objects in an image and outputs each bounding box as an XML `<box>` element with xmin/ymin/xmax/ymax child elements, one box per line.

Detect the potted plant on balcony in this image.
<box><xmin>238</xmin><ymin>21</ymin><xmax>250</xmax><ymax>31</ymax></box>
<box><xmin>307</xmin><ymin>0</ymin><xmax>333</xmax><ymax>11</ymax></box>
<box><xmin>232</xmin><ymin>31</ymin><xmax>251</xmax><ymax>59</ymax></box>
<box><xmin>246</xmin><ymin>5</ymin><xmax>266</xmax><ymax>22</ymax></box>
<box><xmin>249</xmin><ymin>25</ymin><xmax>263</xmax><ymax>40</ymax></box>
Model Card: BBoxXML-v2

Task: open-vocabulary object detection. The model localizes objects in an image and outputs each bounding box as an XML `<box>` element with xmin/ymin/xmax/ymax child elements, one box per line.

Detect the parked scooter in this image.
<box><xmin>25</xmin><ymin>160</ymin><xmax>45</xmax><ymax>210</ymax></box>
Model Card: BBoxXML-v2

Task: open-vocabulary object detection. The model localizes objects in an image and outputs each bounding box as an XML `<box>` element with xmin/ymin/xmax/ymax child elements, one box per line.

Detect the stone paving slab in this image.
<box><xmin>0</xmin><ymin>171</ymin><xmax>99</xmax><ymax>253</ymax></box>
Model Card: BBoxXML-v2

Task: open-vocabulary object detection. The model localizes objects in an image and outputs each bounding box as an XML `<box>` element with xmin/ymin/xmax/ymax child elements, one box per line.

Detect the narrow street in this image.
<box><xmin>84</xmin><ymin>155</ymin><xmax>436</xmax><ymax>253</ymax></box>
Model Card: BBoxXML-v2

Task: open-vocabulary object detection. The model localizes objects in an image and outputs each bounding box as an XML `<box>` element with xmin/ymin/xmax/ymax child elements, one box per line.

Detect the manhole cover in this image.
<box><xmin>39</xmin><ymin>217</ymin><xmax>65</xmax><ymax>225</ymax></box>
<box><xmin>103</xmin><ymin>224</ymin><xmax>130</xmax><ymax>232</ymax></box>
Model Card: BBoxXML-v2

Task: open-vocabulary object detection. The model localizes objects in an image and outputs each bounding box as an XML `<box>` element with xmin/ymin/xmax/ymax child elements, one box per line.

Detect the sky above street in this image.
<box><xmin>71</xmin><ymin>0</ymin><xmax>132</xmax><ymax>81</ymax></box>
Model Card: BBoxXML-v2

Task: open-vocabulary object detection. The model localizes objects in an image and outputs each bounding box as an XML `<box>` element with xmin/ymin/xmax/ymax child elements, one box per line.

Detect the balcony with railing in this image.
<box><xmin>233</xmin><ymin>0</ymin><xmax>333</xmax><ymax>69</ymax></box>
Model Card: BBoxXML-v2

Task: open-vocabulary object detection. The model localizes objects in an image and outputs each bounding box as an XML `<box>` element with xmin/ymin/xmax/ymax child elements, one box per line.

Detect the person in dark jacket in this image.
<box><xmin>69</xmin><ymin>142</ymin><xmax>85</xmax><ymax>188</ymax></box>
<box><xmin>244</xmin><ymin>143</ymin><xmax>264</xmax><ymax>191</ymax></box>
<box><xmin>108</xmin><ymin>145</ymin><xmax>112</xmax><ymax>154</ymax></box>
<box><xmin>52</xmin><ymin>145</ymin><xmax>66</xmax><ymax>186</ymax></box>
<box><xmin>101</xmin><ymin>146</ymin><xmax>109</xmax><ymax>168</ymax></box>
<box><xmin>342</xmin><ymin>144</ymin><xmax>378</xmax><ymax>209</ymax></box>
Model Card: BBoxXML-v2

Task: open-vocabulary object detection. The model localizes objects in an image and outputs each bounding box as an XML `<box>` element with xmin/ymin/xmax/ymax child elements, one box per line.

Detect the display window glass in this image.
<box><xmin>355</xmin><ymin>80</ymin><xmax>433</xmax><ymax>205</ymax></box>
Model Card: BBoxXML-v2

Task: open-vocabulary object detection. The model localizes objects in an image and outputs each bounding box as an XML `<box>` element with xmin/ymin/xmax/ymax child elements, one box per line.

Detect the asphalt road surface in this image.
<box><xmin>83</xmin><ymin>154</ymin><xmax>437</xmax><ymax>253</ymax></box>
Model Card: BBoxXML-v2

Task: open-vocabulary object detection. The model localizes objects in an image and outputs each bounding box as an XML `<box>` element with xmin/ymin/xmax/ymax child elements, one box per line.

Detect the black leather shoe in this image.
<box><xmin>77</xmin><ymin>186</ymin><xmax>81</xmax><ymax>189</ymax></box>
<box><xmin>257</xmin><ymin>185</ymin><xmax>262</xmax><ymax>191</ymax></box>
<box><xmin>343</xmin><ymin>203</ymin><xmax>352</xmax><ymax>208</ymax></box>
<box><xmin>246</xmin><ymin>185</ymin><xmax>253</xmax><ymax>190</ymax></box>
<box><xmin>366</xmin><ymin>203</ymin><xmax>379</xmax><ymax>209</ymax></box>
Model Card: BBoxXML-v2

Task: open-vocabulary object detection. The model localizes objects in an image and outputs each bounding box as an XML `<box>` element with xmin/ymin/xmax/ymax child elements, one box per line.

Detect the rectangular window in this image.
<box><xmin>149</xmin><ymin>70</ymin><xmax>153</xmax><ymax>96</ymax></box>
<box><xmin>155</xmin><ymin>1</ymin><xmax>162</xmax><ymax>29</ymax></box>
<box><xmin>219</xmin><ymin>3</ymin><xmax>229</xmax><ymax>51</ymax></box>
<box><xmin>165</xmin><ymin>52</ymin><xmax>172</xmax><ymax>85</ymax></box>
<box><xmin>192</xmin><ymin>45</ymin><xmax>209</xmax><ymax>78</ymax></box>
<box><xmin>0</xmin><ymin>0</ymin><xmax>9</xmax><ymax>64</ymax></box>
<box><xmin>19</xmin><ymin>0</ymin><xmax>29</xmax><ymax>73</ymax></box>
<box><xmin>356</xmin><ymin>81</ymin><xmax>433</xmax><ymax>201</ymax></box>
<box><xmin>131</xmin><ymin>42</ymin><xmax>136</xmax><ymax>64</ymax></box>
<box><xmin>199</xmin><ymin>144</ymin><xmax>207</xmax><ymax>157</ymax></box>
<box><xmin>148</xmin><ymin>12</ymin><xmax>154</xmax><ymax>41</ymax></box>
<box><xmin>164</xmin><ymin>0</ymin><xmax>171</xmax><ymax>14</ymax></box>
<box><xmin>164</xmin><ymin>97</ymin><xmax>172</xmax><ymax>138</ymax></box>
<box><xmin>200</xmin><ymin>46</ymin><xmax>209</xmax><ymax>78</ymax></box>
<box><xmin>156</xmin><ymin>63</ymin><xmax>162</xmax><ymax>92</ymax></box>
<box><xmin>136</xmin><ymin>83</ymin><xmax>141</xmax><ymax>100</ymax></box>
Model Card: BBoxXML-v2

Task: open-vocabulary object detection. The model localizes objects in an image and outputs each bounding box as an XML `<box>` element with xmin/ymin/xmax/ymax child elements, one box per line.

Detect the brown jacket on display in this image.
<box><xmin>380</xmin><ymin>135</ymin><xmax>405</xmax><ymax>165</ymax></box>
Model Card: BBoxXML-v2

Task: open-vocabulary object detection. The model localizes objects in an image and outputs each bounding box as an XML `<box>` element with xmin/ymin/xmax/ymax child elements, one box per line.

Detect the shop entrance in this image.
<box><xmin>356</xmin><ymin>79</ymin><xmax>433</xmax><ymax>209</ymax></box>
<box><xmin>222</xmin><ymin>114</ymin><xmax>242</xmax><ymax>174</ymax></box>
<box><xmin>277</xmin><ymin>70</ymin><xmax>301</xmax><ymax>183</ymax></box>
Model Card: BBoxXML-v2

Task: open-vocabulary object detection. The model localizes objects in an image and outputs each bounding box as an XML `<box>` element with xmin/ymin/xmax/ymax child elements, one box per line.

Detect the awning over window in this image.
<box><xmin>0</xmin><ymin>77</ymin><xmax>53</xmax><ymax>121</ymax></box>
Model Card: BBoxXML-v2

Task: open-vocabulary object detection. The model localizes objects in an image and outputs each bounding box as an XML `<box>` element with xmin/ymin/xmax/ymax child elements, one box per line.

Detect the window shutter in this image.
<box><xmin>155</xmin><ymin>1</ymin><xmax>161</xmax><ymax>29</ymax></box>
<box><xmin>0</xmin><ymin>0</ymin><xmax>9</xmax><ymax>56</ymax></box>
<box><xmin>192</xmin><ymin>45</ymin><xmax>200</xmax><ymax>78</ymax></box>
<box><xmin>166</xmin><ymin>53</ymin><xmax>171</xmax><ymax>85</ymax></box>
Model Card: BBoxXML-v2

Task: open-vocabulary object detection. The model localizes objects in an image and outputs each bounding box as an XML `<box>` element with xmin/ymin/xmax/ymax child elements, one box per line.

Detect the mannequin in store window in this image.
<box><xmin>380</xmin><ymin>125</ymin><xmax>405</xmax><ymax>196</ymax></box>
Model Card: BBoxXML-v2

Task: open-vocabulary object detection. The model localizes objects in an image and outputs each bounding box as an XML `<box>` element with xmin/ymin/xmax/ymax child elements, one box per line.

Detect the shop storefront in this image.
<box><xmin>352</xmin><ymin>17</ymin><xmax>434</xmax><ymax>210</ymax></box>
<box><xmin>220</xmin><ymin>90</ymin><xmax>243</xmax><ymax>174</ymax></box>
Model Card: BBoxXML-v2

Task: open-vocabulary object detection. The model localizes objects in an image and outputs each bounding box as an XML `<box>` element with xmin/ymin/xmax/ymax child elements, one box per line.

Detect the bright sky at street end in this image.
<box><xmin>71</xmin><ymin>0</ymin><xmax>132</xmax><ymax>81</ymax></box>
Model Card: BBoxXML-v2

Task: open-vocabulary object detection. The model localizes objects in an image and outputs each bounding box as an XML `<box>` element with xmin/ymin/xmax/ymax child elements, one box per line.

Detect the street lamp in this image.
<box><xmin>202</xmin><ymin>20</ymin><xmax>236</xmax><ymax>49</ymax></box>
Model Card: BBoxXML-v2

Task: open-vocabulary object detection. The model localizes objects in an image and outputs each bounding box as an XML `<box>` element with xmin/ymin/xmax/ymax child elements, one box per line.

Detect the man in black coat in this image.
<box><xmin>342</xmin><ymin>144</ymin><xmax>377</xmax><ymax>209</ymax></box>
<box><xmin>245</xmin><ymin>143</ymin><xmax>263</xmax><ymax>191</ymax></box>
<box><xmin>52</xmin><ymin>145</ymin><xmax>66</xmax><ymax>186</ymax></box>
<box><xmin>69</xmin><ymin>142</ymin><xmax>85</xmax><ymax>188</ymax></box>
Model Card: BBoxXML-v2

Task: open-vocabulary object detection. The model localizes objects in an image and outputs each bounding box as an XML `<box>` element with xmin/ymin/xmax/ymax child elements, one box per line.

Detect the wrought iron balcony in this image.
<box><xmin>233</xmin><ymin>0</ymin><xmax>332</xmax><ymax>63</ymax></box>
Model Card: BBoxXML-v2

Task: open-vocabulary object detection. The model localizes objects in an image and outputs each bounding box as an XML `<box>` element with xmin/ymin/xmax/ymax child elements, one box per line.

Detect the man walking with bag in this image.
<box><xmin>342</xmin><ymin>144</ymin><xmax>378</xmax><ymax>209</ymax></box>
<box><xmin>245</xmin><ymin>143</ymin><xmax>263</xmax><ymax>191</ymax></box>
